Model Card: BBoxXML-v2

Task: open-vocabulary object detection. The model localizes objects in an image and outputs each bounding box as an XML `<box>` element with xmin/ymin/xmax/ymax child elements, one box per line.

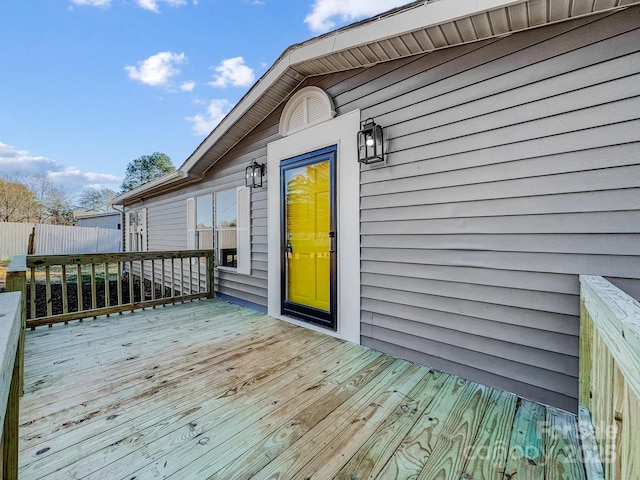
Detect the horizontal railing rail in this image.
<box><xmin>0</xmin><ymin>291</ymin><xmax>24</xmax><ymax>480</ymax></box>
<box><xmin>579</xmin><ymin>275</ymin><xmax>639</xmax><ymax>480</ymax></box>
<box><xmin>11</xmin><ymin>250</ymin><xmax>215</xmax><ymax>329</ymax></box>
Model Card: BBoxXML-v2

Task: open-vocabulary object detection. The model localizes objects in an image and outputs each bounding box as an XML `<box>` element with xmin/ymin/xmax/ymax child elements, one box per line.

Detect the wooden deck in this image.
<box><xmin>18</xmin><ymin>299</ymin><xmax>588</xmax><ymax>479</ymax></box>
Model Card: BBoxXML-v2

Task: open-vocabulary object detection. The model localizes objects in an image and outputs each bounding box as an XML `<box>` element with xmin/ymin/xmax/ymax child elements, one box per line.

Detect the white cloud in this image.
<box><xmin>209</xmin><ymin>57</ymin><xmax>255</xmax><ymax>88</ymax></box>
<box><xmin>0</xmin><ymin>142</ymin><xmax>58</xmax><ymax>174</ymax></box>
<box><xmin>180</xmin><ymin>81</ymin><xmax>196</xmax><ymax>92</ymax></box>
<box><xmin>48</xmin><ymin>167</ymin><xmax>121</xmax><ymax>189</ymax></box>
<box><xmin>0</xmin><ymin>141</ymin><xmax>121</xmax><ymax>193</ymax></box>
<box><xmin>135</xmin><ymin>0</ymin><xmax>186</xmax><ymax>13</ymax></box>
<box><xmin>70</xmin><ymin>0</ymin><xmax>112</xmax><ymax>6</ymax></box>
<box><xmin>186</xmin><ymin>99</ymin><xmax>232</xmax><ymax>136</ymax></box>
<box><xmin>125</xmin><ymin>52</ymin><xmax>186</xmax><ymax>86</ymax></box>
<box><xmin>304</xmin><ymin>0</ymin><xmax>407</xmax><ymax>33</ymax></box>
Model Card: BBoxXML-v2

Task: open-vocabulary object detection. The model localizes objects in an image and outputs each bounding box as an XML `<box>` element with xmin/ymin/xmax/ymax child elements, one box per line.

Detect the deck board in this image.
<box><xmin>462</xmin><ymin>388</ymin><xmax>518</xmax><ymax>479</ymax></box>
<box><xmin>18</xmin><ymin>299</ymin><xmax>589</xmax><ymax>479</ymax></box>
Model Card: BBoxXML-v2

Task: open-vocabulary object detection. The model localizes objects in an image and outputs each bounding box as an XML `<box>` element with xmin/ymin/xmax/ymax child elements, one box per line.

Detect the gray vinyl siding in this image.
<box><xmin>131</xmin><ymin>7</ymin><xmax>640</xmax><ymax>412</ymax></box>
<box><xmin>335</xmin><ymin>8</ymin><xmax>640</xmax><ymax>412</ymax></box>
<box><xmin>135</xmin><ymin>108</ymin><xmax>281</xmax><ymax>308</ymax></box>
<box><xmin>147</xmin><ymin>200</ymin><xmax>188</xmax><ymax>251</ymax></box>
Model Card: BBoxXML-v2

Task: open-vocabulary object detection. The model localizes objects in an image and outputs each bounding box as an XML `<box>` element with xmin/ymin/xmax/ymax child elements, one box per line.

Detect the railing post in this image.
<box><xmin>5</xmin><ymin>264</ymin><xmax>25</xmax><ymax>478</ymax></box>
<box><xmin>579</xmin><ymin>299</ymin><xmax>593</xmax><ymax>411</ymax></box>
<box><xmin>6</xmin><ymin>256</ymin><xmax>26</xmax><ymax>396</ymax></box>
<box><xmin>2</xmin><ymin>346</ymin><xmax>20</xmax><ymax>480</ymax></box>
<box><xmin>207</xmin><ymin>250</ymin><xmax>215</xmax><ymax>299</ymax></box>
<box><xmin>27</xmin><ymin>227</ymin><xmax>35</xmax><ymax>255</ymax></box>
<box><xmin>579</xmin><ymin>275</ymin><xmax>640</xmax><ymax>480</ymax></box>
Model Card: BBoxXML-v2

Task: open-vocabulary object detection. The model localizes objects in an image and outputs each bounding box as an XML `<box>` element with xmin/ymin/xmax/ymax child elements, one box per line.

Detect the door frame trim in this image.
<box><xmin>280</xmin><ymin>146</ymin><xmax>337</xmax><ymax>330</ymax></box>
<box><xmin>267</xmin><ymin>109</ymin><xmax>361</xmax><ymax>344</ymax></box>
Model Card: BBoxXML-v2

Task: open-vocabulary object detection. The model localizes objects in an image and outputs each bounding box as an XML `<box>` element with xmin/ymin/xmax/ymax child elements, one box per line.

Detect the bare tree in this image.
<box><xmin>0</xmin><ymin>172</ymin><xmax>75</xmax><ymax>224</ymax></box>
<box><xmin>0</xmin><ymin>179</ymin><xmax>40</xmax><ymax>222</ymax></box>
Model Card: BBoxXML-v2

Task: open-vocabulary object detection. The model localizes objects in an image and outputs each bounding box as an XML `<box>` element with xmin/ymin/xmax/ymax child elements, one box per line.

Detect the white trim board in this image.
<box><xmin>267</xmin><ymin>109</ymin><xmax>361</xmax><ymax>344</ymax></box>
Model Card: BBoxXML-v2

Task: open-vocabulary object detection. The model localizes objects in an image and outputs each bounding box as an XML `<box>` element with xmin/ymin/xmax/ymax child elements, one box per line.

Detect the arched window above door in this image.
<box><xmin>279</xmin><ymin>86</ymin><xmax>336</xmax><ymax>137</ymax></box>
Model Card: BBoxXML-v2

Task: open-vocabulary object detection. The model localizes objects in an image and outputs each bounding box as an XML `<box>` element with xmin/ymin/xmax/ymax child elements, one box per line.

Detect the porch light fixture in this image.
<box><xmin>245</xmin><ymin>159</ymin><xmax>264</xmax><ymax>188</ymax></box>
<box><xmin>357</xmin><ymin>118</ymin><xmax>385</xmax><ymax>164</ymax></box>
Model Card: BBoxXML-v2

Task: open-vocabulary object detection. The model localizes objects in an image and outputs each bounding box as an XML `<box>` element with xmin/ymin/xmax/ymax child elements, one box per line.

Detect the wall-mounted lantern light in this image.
<box><xmin>245</xmin><ymin>159</ymin><xmax>265</xmax><ymax>188</ymax></box>
<box><xmin>357</xmin><ymin>118</ymin><xmax>385</xmax><ymax>164</ymax></box>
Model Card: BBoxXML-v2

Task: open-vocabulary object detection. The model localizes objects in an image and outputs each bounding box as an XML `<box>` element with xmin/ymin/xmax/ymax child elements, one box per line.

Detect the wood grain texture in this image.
<box><xmin>545</xmin><ymin>408</ymin><xmax>587</xmax><ymax>480</ymax></box>
<box><xmin>0</xmin><ymin>292</ymin><xmax>22</xmax><ymax>480</ymax></box>
<box><xmin>18</xmin><ymin>299</ymin><xmax>590</xmax><ymax>479</ymax></box>
<box><xmin>579</xmin><ymin>275</ymin><xmax>640</xmax><ymax>480</ymax></box>
<box><xmin>5</xmin><ymin>256</ymin><xmax>27</xmax><ymax>395</ymax></box>
<box><xmin>504</xmin><ymin>400</ymin><xmax>546</xmax><ymax>480</ymax></box>
<box><xmin>578</xmin><ymin>407</ymin><xmax>605</xmax><ymax>480</ymax></box>
<box><xmin>334</xmin><ymin>369</ymin><xmax>449</xmax><ymax>480</ymax></box>
<box><xmin>461</xmin><ymin>388</ymin><xmax>517</xmax><ymax>480</ymax></box>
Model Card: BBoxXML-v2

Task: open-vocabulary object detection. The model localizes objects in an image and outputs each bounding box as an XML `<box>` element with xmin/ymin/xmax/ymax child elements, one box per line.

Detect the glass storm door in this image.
<box><xmin>281</xmin><ymin>146</ymin><xmax>336</xmax><ymax>330</ymax></box>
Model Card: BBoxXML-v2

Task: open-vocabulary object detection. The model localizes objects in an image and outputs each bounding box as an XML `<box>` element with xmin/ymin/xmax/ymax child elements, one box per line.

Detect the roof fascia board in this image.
<box><xmin>110</xmin><ymin>170</ymin><xmax>187</xmax><ymax>205</ymax></box>
<box><xmin>183</xmin><ymin>1</ymin><xmax>526</xmax><ymax>175</ymax></box>
<box><xmin>180</xmin><ymin>55</ymin><xmax>294</xmax><ymax>172</ymax></box>
<box><xmin>75</xmin><ymin>212</ymin><xmax>119</xmax><ymax>219</ymax></box>
<box><xmin>185</xmin><ymin>1</ymin><xmax>528</xmax><ymax>175</ymax></box>
<box><xmin>123</xmin><ymin>0</ymin><xmax>634</xmax><ymax>202</ymax></box>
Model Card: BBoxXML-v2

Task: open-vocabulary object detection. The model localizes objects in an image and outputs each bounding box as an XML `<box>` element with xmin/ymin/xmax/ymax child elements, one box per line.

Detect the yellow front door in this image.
<box><xmin>282</xmin><ymin>147</ymin><xmax>335</xmax><ymax>329</ymax></box>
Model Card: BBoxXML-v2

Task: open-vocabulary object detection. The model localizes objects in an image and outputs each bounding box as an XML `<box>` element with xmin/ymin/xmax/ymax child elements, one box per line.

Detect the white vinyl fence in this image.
<box><xmin>0</xmin><ymin>222</ymin><xmax>122</xmax><ymax>259</ymax></box>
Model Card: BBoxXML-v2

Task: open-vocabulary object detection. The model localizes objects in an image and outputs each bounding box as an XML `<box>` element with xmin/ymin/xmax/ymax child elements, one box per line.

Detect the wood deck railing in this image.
<box><xmin>579</xmin><ymin>275</ymin><xmax>639</xmax><ymax>480</ymax></box>
<box><xmin>0</xmin><ymin>291</ymin><xmax>24</xmax><ymax>480</ymax></box>
<box><xmin>7</xmin><ymin>250</ymin><xmax>215</xmax><ymax>329</ymax></box>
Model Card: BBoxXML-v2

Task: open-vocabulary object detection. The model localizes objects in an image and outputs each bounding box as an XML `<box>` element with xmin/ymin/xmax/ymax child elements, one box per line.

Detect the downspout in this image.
<box><xmin>110</xmin><ymin>203</ymin><xmax>125</xmax><ymax>252</ymax></box>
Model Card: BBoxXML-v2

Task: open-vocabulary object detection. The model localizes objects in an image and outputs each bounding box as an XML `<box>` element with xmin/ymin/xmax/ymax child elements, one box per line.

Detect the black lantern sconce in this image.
<box><xmin>357</xmin><ymin>118</ymin><xmax>385</xmax><ymax>164</ymax></box>
<box><xmin>245</xmin><ymin>159</ymin><xmax>265</xmax><ymax>188</ymax></box>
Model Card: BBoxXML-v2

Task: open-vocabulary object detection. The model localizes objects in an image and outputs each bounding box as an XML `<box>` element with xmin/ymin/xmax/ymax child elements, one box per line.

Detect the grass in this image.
<box><xmin>28</xmin><ymin>264</ymin><xmax>120</xmax><ymax>284</ymax></box>
<box><xmin>0</xmin><ymin>260</ymin><xmax>119</xmax><ymax>289</ymax></box>
<box><xmin>0</xmin><ymin>259</ymin><xmax>8</xmax><ymax>290</ymax></box>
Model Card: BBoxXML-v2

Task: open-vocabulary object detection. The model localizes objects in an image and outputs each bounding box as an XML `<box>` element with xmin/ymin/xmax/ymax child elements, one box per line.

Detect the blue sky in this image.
<box><xmin>0</xmin><ymin>0</ymin><xmax>407</xmax><ymax>196</ymax></box>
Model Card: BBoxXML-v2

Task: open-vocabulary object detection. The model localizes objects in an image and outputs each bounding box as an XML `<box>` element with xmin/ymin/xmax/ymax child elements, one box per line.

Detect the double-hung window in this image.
<box><xmin>188</xmin><ymin>186</ymin><xmax>250</xmax><ymax>275</ymax></box>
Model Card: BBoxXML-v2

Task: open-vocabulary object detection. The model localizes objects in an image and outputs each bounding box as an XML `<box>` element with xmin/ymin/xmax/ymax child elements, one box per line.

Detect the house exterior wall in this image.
<box><xmin>333</xmin><ymin>8</ymin><xmax>640</xmax><ymax>412</ymax></box>
<box><xmin>75</xmin><ymin>213</ymin><xmax>121</xmax><ymax>230</ymax></box>
<box><xmin>133</xmin><ymin>6</ymin><xmax>640</xmax><ymax>412</ymax></box>
<box><xmin>129</xmin><ymin>119</ymin><xmax>281</xmax><ymax>309</ymax></box>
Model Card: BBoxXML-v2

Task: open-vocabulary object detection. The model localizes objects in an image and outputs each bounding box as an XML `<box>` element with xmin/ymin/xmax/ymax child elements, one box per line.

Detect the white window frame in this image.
<box><xmin>235</xmin><ymin>186</ymin><xmax>251</xmax><ymax>275</ymax></box>
<box><xmin>189</xmin><ymin>187</ymin><xmax>251</xmax><ymax>275</ymax></box>
<box><xmin>187</xmin><ymin>194</ymin><xmax>214</xmax><ymax>251</ymax></box>
<box><xmin>125</xmin><ymin>208</ymin><xmax>147</xmax><ymax>252</ymax></box>
<box><xmin>215</xmin><ymin>188</ymin><xmax>238</xmax><ymax>271</ymax></box>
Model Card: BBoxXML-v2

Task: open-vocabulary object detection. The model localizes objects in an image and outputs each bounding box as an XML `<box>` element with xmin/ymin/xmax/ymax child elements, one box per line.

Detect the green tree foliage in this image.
<box><xmin>120</xmin><ymin>152</ymin><xmax>175</xmax><ymax>193</ymax></box>
<box><xmin>0</xmin><ymin>179</ymin><xmax>40</xmax><ymax>222</ymax></box>
<box><xmin>77</xmin><ymin>188</ymin><xmax>117</xmax><ymax>213</ymax></box>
